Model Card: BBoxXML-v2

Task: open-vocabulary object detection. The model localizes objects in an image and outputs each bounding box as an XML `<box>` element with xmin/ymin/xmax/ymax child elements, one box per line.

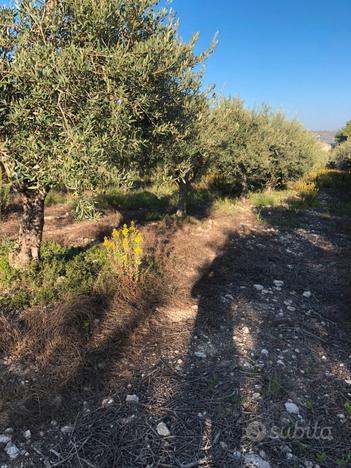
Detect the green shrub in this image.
<box><xmin>0</xmin><ymin>240</ymin><xmax>106</xmax><ymax>314</ymax></box>
<box><xmin>332</xmin><ymin>141</ymin><xmax>351</xmax><ymax>170</ymax></box>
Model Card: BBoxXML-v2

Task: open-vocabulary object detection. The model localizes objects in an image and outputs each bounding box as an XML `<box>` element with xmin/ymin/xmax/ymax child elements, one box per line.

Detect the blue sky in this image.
<box><xmin>2</xmin><ymin>0</ymin><xmax>350</xmax><ymax>130</ymax></box>
<box><xmin>172</xmin><ymin>0</ymin><xmax>351</xmax><ymax>131</ymax></box>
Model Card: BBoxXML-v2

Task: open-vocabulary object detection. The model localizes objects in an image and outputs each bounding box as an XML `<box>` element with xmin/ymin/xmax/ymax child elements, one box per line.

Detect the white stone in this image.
<box><xmin>60</xmin><ymin>425</ymin><xmax>74</xmax><ymax>434</ymax></box>
<box><xmin>230</xmin><ymin>450</ymin><xmax>242</xmax><ymax>460</ymax></box>
<box><xmin>345</xmin><ymin>380</ymin><xmax>351</xmax><ymax>385</ymax></box>
<box><xmin>194</xmin><ymin>351</ymin><xmax>206</xmax><ymax>359</ymax></box>
<box><xmin>244</xmin><ymin>453</ymin><xmax>271</xmax><ymax>468</ymax></box>
<box><xmin>285</xmin><ymin>402</ymin><xmax>299</xmax><ymax>414</ymax></box>
<box><xmin>254</xmin><ymin>284</ymin><xmax>264</xmax><ymax>291</ymax></box>
<box><xmin>261</xmin><ymin>349</ymin><xmax>269</xmax><ymax>357</ymax></box>
<box><xmin>0</xmin><ymin>435</ymin><xmax>11</xmax><ymax>444</ymax></box>
<box><xmin>273</xmin><ymin>280</ymin><xmax>284</xmax><ymax>287</ymax></box>
<box><xmin>303</xmin><ymin>291</ymin><xmax>312</xmax><ymax>298</ymax></box>
<box><xmin>102</xmin><ymin>398</ymin><xmax>114</xmax><ymax>407</ymax></box>
<box><xmin>156</xmin><ymin>422</ymin><xmax>170</xmax><ymax>437</ymax></box>
<box><xmin>23</xmin><ymin>430</ymin><xmax>31</xmax><ymax>440</ymax></box>
<box><xmin>126</xmin><ymin>394</ymin><xmax>139</xmax><ymax>404</ymax></box>
<box><xmin>5</xmin><ymin>442</ymin><xmax>20</xmax><ymax>460</ymax></box>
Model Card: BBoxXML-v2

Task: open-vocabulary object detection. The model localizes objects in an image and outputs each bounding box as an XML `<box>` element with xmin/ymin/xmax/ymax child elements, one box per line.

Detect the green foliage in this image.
<box><xmin>335</xmin><ymin>120</ymin><xmax>351</xmax><ymax>144</ymax></box>
<box><xmin>0</xmin><ymin>240</ymin><xmax>106</xmax><ymax>313</ymax></box>
<box><xmin>344</xmin><ymin>402</ymin><xmax>351</xmax><ymax>416</ymax></box>
<box><xmin>208</xmin><ymin>98</ymin><xmax>325</xmax><ymax>193</ymax></box>
<box><xmin>332</xmin><ymin>140</ymin><xmax>351</xmax><ymax>169</ymax></box>
<box><xmin>98</xmin><ymin>187</ymin><xmax>174</xmax><ymax>212</ymax></box>
<box><xmin>73</xmin><ymin>194</ymin><xmax>101</xmax><ymax>221</ymax></box>
<box><xmin>1</xmin><ymin>0</ymin><xmax>209</xmax><ymax>196</ymax></box>
<box><xmin>208</xmin><ymin>98</ymin><xmax>269</xmax><ymax>193</ymax></box>
<box><xmin>0</xmin><ymin>0</ymin><xmax>215</xmax><ymax>261</ymax></box>
<box><xmin>335</xmin><ymin>453</ymin><xmax>351</xmax><ymax>466</ymax></box>
<box><xmin>315</xmin><ymin>452</ymin><xmax>327</xmax><ymax>463</ymax></box>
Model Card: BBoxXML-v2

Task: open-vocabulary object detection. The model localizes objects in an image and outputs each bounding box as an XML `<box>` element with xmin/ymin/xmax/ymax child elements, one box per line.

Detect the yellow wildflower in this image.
<box><xmin>122</xmin><ymin>224</ymin><xmax>129</xmax><ymax>237</ymax></box>
<box><xmin>134</xmin><ymin>246</ymin><xmax>142</xmax><ymax>256</ymax></box>
<box><xmin>135</xmin><ymin>232</ymin><xmax>143</xmax><ymax>244</ymax></box>
<box><xmin>122</xmin><ymin>237</ymin><xmax>129</xmax><ymax>252</ymax></box>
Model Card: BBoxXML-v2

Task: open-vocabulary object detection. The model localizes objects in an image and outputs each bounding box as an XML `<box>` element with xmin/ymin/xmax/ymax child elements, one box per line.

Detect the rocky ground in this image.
<box><xmin>1</xmin><ymin>192</ymin><xmax>351</xmax><ymax>467</ymax></box>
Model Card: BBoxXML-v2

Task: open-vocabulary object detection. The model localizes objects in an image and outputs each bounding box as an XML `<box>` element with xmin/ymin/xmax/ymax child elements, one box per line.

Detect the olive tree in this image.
<box><xmin>263</xmin><ymin>112</ymin><xmax>324</xmax><ymax>188</ymax></box>
<box><xmin>157</xmin><ymin>81</ymin><xmax>214</xmax><ymax>217</ymax></box>
<box><xmin>208</xmin><ymin>98</ymin><xmax>324</xmax><ymax>194</ymax></box>
<box><xmin>148</xmin><ymin>32</ymin><xmax>216</xmax><ymax>217</ymax></box>
<box><xmin>0</xmin><ymin>0</ymin><xmax>209</xmax><ymax>266</ymax></box>
<box><xmin>208</xmin><ymin>98</ymin><xmax>270</xmax><ymax>196</ymax></box>
<box><xmin>333</xmin><ymin>140</ymin><xmax>351</xmax><ymax>169</ymax></box>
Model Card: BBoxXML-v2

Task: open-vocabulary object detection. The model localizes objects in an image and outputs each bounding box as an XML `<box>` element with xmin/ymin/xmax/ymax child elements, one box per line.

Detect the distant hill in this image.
<box><xmin>313</xmin><ymin>131</ymin><xmax>336</xmax><ymax>146</ymax></box>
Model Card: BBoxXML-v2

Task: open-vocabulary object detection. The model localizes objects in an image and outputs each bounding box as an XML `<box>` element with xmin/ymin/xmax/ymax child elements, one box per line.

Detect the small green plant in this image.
<box><xmin>263</xmin><ymin>372</ymin><xmax>288</xmax><ymax>400</ymax></box>
<box><xmin>344</xmin><ymin>402</ymin><xmax>351</xmax><ymax>416</ymax></box>
<box><xmin>74</xmin><ymin>195</ymin><xmax>101</xmax><ymax>221</ymax></box>
<box><xmin>335</xmin><ymin>453</ymin><xmax>351</xmax><ymax>466</ymax></box>
<box><xmin>305</xmin><ymin>399</ymin><xmax>313</xmax><ymax>411</ymax></box>
<box><xmin>315</xmin><ymin>452</ymin><xmax>327</xmax><ymax>463</ymax></box>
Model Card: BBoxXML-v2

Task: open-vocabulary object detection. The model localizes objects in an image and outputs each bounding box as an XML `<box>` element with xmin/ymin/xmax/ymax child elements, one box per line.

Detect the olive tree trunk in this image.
<box><xmin>9</xmin><ymin>190</ymin><xmax>46</xmax><ymax>269</ymax></box>
<box><xmin>176</xmin><ymin>178</ymin><xmax>188</xmax><ymax>218</ymax></box>
<box><xmin>240</xmin><ymin>173</ymin><xmax>248</xmax><ymax>201</ymax></box>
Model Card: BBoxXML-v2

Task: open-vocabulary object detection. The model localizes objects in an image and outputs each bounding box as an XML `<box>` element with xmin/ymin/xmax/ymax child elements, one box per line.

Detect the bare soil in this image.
<box><xmin>1</xmin><ymin>193</ymin><xmax>351</xmax><ymax>467</ymax></box>
<box><xmin>0</xmin><ymin>203</ymin><xmax>122</xmax><ymax>247</ymax></box>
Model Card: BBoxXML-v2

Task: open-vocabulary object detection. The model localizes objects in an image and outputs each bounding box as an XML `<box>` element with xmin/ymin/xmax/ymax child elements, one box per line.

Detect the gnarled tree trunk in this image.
<box><xmin>176</xmin><ymin>178</ymin><xmax>188</xmax><ymax>218</ymax></box>
<box><xmin>9</xmin><ymin>190</ymin><xmax>46</xmax><ymax>269</ymax></box>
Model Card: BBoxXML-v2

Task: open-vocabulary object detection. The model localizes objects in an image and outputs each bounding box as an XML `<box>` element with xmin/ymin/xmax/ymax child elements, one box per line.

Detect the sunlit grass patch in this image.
<box><xmin>97</xmin><ymin>187</ymin><xmax>176</xmax><ymax>218</ymax></box>
<box><xmin>212</xmin><ymin>197</ymin><xmax>239</xmax><ymax>214</ymax></box>
<box><xmin>249</xmin><ymin>189</ymin><xmax>295</xmax><ymax>208</ymax></box>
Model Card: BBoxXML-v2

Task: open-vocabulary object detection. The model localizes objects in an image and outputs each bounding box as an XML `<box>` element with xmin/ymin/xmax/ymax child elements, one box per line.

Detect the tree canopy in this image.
<box><xmin>0</xmin><ymin>0</ymin><xmax>213</xmax><ymax>266</ymax></box>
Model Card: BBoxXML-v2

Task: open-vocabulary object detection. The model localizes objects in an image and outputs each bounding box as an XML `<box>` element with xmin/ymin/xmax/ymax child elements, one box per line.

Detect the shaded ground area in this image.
<box><xmin>1</xmin><ymin>191</ymin><xmax>351</xmax><ymax>467</ymax></box>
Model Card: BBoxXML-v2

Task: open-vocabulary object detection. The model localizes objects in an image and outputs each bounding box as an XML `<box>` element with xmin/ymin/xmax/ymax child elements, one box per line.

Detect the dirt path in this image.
<box><xmin>2</xmin><ymin>194</ymin><xmax>351</xmax><ymax>467</ymax></box>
